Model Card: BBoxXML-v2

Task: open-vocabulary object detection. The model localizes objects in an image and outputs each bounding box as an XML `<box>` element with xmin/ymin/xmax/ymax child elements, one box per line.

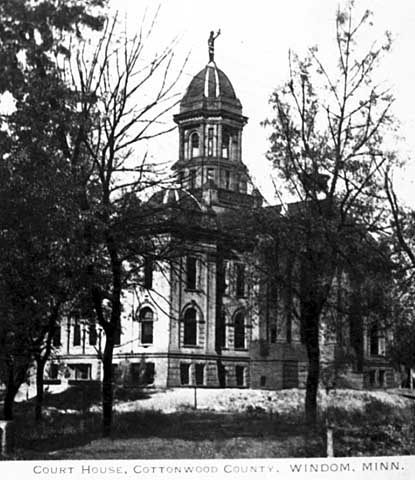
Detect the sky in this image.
<box><xmin>107</xmin><ymin>0</ymin><xmax>415</xmax><ymax>205</ymax></box>
<box><xmin>3</xmin><ymin>0</ymin><xmax>414</xmax><ymax>205</ymax></box>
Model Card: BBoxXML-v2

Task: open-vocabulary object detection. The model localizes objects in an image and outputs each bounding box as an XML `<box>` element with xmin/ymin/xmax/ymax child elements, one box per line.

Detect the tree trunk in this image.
<box><xmin>35</xmin><ymin>357</ymin><xmax>46</xmax><ymax>422</ymax></box>
<box><xmin>3</xmin><ymin>388</ymin><xmax>17</xmax><ymax>421</ymax></box>
<box><xmin>303</xmin><ymin>308</ymin><xmax>320</xmax><ymax>426</ymax></box>
<box><xmin>3</xmin><ymin>368</ymin><xmax>19</xmax><ymax>421</ymax></box>
<box><xmin>102</xmin><ymin>335</ymin><xmax>114</xmax><ymax>437</ymax></box>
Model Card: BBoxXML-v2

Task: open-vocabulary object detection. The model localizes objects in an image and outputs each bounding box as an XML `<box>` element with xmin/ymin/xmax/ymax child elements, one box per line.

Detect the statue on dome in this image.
<box><xmin>208</xmin><ymin>29</ymin><xmax>221</xmax><ymax>62</ymax></box>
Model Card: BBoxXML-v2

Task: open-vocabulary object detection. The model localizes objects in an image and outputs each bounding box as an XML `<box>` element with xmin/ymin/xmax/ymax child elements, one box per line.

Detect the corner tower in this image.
<box><xmin>173</xmin><ymin>35</ymin><xmax>261</xmax><ymax>212</ymax></box>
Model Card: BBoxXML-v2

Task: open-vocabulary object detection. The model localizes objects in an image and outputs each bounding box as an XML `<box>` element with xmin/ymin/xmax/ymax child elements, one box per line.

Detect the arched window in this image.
<box><xmin>183</xmin><ymin>307</ymin><xmax>197</xmax><ymax>346</ymax></box>
<box><xmin>140</xmin><ymin>307</ymin><xmax>154</xmax><ymax>344</ymax></box>
<box><xmin>191</xmin><ymin>132</ymin><xmax>199</xmax><ymax>158</ymax></box>
<box><xmin>234</xmin><ymin>311</ymin><xmax>245</xmax><ymax>349</ymax></box>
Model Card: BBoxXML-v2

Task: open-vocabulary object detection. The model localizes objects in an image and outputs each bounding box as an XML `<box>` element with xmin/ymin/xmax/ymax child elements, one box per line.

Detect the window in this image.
<box><xmin>73</xmin><ymin>319</ymin><xmax>81</xmax><ymax>346</ymax></box>
<box><xmin>144</xmin><ymin>362</ymin><xmax>155</xmax><ymax>384</ymax></box>
<box><xmin>217</xmin><ymin>311</ymin><xmax>226</xmax><ymax>348</ymax></box>
<box><xmin>130</xmin><ymin>362</ymin><xmax>155</xmax><ymax>385</ymax></box>
<box><xmin>369</xmin><ymin>324</ymin><xmax>379</xmax><ymax>356</ymax></box>
<box><xmin>232</xmin><ymin>136</ymin><xmax>238</xmax><ymax>160</ymax></box>
<box><xmin>270</xmin><ymin>324</ymin><xmax>277</xmax><ymax>343</ymax></box>
<box><xmin>195</xmin><ymin>364</ymin><xmax>204</xmax><ymax>385</ymax></box>
<box><xmin>239</xmin><ymin>178</ymin><xmax>247</xmax><ymax>193</ymax></box>
<box><xmin>70</xmin><ymin>363</ymin><xmax>91</xmax><ymax>380</ymax></box>
<box><xmin>222</xmin><ymin>132</ymin><xmax>230</xmax><ymax>158</ymax></box>
<box><xmin>180</xmin><ymin>363</ymin><xmax>190</xmax><ymax>385</ymax></box>
<box><xmin>189</xmin><ymin>169</ymin><xmax>196</xmax><ymax>189</ymax></box>
<box><xmin>140</xmin><ymin>307</ymin><xmax>154</xmax><ymax>344</ymax></box>
<box><xmin>112</xmin><ymin>363</ymin><xmax>120</xmax><ymax>381</ymax></box>
<box><xmin>235</xmin><ymin>365</ymin><xmax>245</xmax><ymax>386</ymax></box>
<box><xmin>369</xmin><ymin>370</ymin><xmax>376</xmax><ymax>387</ymax></box>
<box><xmin>186</xmin><ymin>256</ymin><xmax>198</xmax><ymax>290</ymax></box>
<box><xmin>52</xmin><ymin>326</ymin><xmax>61</xmax><ymax>347</ymax></box>
<box><xmin>208</xmin><ymin>127</ymin><xmax>214</xmax><ymax>156</ymax></box>
<box><xmin>131</xmin><ymin>363</ymin><xmax>141</xmax><ymax>384</ymax></box>
<box><xmin>236</xmin><ymin>263</ymin><xmax>245</xmax><ymax>297</ymax></box>
<box><xmin>379</xmin><ymin>369</ymin><xmax>385</xmax><ymax>387</ymax></box>
<box><xmin>207</xmin><ymin>168</ymin><xmax>215</xmax><ymax>183</ymax></box>
<box><xmin>260</xmin><ymin>375</ymin><xmax>267</xmax><ymax>387</ymax></box>
<box><xmin>191</xmin><ymin>132</ymin><xmax>199</xmax><ymax>157</ymax></box>
<box><xmin>224</xmin><ymin>170</ymin><xmax>231</xmax><ymax>190</ymax></box>
<box><xmin>183</xmin><ymin>308</ymin><xmax>197</xmax><ymax>346</ymax></box>
<box><xmin>49</xmin><ymin>364</ymin><xmax>59</xmax><ymax>379</ymax></box>
<box><xmin>234</xmin><ymin>312</ymin><xmax>245</xmax><ymax>349</ymax></box>
<box><xmin>144</xmin><ymin>257</ymin><xmax>153</xmax><ymax>289</ymax></box>
<box><xmin>89</xmin><ymin>322</ymin><xmax>97</xmax><ymax>346</ymax></box>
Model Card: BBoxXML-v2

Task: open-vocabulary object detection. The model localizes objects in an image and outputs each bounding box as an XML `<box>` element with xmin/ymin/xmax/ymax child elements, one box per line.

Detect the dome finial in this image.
<box><xmin>208</xmin><ymin>29</ymin><xmax>221</xmax><ymax>63</ymax></box>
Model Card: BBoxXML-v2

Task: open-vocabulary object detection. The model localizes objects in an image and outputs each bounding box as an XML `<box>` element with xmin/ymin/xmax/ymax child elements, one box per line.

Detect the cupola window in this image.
<box><xmin>191</xmin><ymin>132</ymin><xmax>200</xmax><ymax>158</ymax></box>
<box><xmin>208</xmin><ymin>127</ymin><xmax>214</xmax><ymax>156</ymax></box>
<box><xmin>222</xmin><ymin>132</ymin><xmax>230</xmax><ymax>158</ymax></box>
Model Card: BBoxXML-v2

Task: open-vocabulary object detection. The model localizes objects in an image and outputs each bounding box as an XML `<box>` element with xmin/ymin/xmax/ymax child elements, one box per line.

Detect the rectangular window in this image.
<box><xmin>144</xmin><ymin>257</ymin><xmax>153</xmax><ymax>289</ymax></box>
<box><xmin>131</xmin><ymin>363</ymin><xmax>141</xmax><ymax>384</ymax></box>
<box><xmin>369</xmin><ymin>370</ymin><xmax>376</xmax><ymax>387</ymax></box>
<box><xmin>260</xmin><ymin>375</ymin><xmax>266</xmax><ymax>387</ymax></box>
<box><xmin>112</xmin><ymin>363</ymin><xmax>119</xmax><ymax>382</ymax></box>
<box><xmin>224</xmin><ymin>170</ymin><xmax>230</xmax><ymax>190</ymax></box>
<box><xmin>186</xmin><ymin>256</ymin><xmax>198</xmax><ymax>290</ymax></box>
<box><xmin>236</xmin><ymin>263</ymin><xmax>245</xmax><ymax>298</ymax></box>
<box><xmin>370</xmin><ymin>325</ymin><xmax>379</xmax><ymax>356</ymax></box>
<box><xmin>379</xmin><ymin>369</ymin><xmax>385</xmax><ymax>387</ymax></box>
<box><xmin>73</xmin><ymin>320</ymin><xmax>81</xmax><ymax>346</ymax></box>
<box><xmin>270</xmin><ymin>324</ymin><xmax>277</xmax><ymax>343</ymax></box>
<box><xmin>195</xmin><ymin>364</ymin><xmax>204</xmax><ymax>385</ymax></box>
<box><xmin>52</xmin><ymin>326</ymin><xmax>61</xmax><ymax>347</ymax></box>
<box><xmin>89</xmin><ymin>323</ymin><xmax>97</xmax><ymax>346</ymax></box>
<box><xmin>236</xmin><ymin>366</ymin><xmax>245</xmax><ymax>387</ymax></box>
<box><xmin>70</xmin><ymin>363</ymin><xmax>91</xmax><ymax>380</ymax></box>
<box><xmin>217</xmin><ymin>312</ymin><xmax>226</xmax><ymax>348</ymax></box>
<box><xmin>144</xmin><ymin>362</ymin><xmax>155</xmax><ymax>384</ymax></box>
<box><xmin>207</xmin><ymin>168</ymin><xmax>214</xmax><ymax>183</ymax></box>
<box><xmin>180</xmin><ymin>363</ymin><xmax>190</xmax><ymax>385</ymax></box>
<box><xmin>239</xmin><ymin>178</ymin><xmax>247</xmax><ymax>193</ymax></box>
<box><xmin>49</xmin><ymin>363</ymin><xmax>59</xmax><ymax>379</ymax></box>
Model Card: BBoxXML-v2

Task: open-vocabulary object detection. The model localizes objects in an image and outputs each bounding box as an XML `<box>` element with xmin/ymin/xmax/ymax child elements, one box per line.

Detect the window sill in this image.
<box><xmin>182</xmin><ymin>345</ymin><xmax>202</xmax><ymax>349</ymax></box>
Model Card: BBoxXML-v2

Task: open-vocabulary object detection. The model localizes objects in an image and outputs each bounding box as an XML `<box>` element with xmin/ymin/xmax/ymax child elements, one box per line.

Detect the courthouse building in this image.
<box><xmin>45</xmin><ymin>42</ymin><xmax>396</xmax><ymax>391</ymax></box>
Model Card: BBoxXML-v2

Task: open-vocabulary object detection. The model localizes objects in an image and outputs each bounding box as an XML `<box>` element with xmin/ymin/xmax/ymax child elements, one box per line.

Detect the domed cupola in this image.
<box><xmin>179</xmin><ymin>63</ymin><xmax>242</xmax><ymax>117</ymax></box>
<box><xmin>172</xmin><ymin>32</ymin><xmax>262</xmax><ymax>213</ymax></box>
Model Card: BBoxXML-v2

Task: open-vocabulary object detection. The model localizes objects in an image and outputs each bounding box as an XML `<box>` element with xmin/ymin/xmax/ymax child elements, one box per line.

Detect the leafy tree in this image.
<box><xmin>262</xmin><ymin>2</ymin><xmax>397</xmax><ymax>424</ymax></box>
<box><xmin>0</xmin><ymin>0</ymin><xmax>106</xmax><ymax>420</ymax></box>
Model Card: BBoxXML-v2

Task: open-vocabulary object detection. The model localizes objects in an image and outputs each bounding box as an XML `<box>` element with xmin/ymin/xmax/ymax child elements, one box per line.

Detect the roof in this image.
<box><xmin>179</xmin><ymin>62</ymin><xmax>242</xmax><ymax>116</ymax></box>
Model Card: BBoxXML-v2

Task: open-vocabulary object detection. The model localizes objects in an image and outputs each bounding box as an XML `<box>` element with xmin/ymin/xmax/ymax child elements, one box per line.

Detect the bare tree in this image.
<box><xmin>67</xmin><ymin>11</ymin><xmax>187</xmax><ymax>436</ymax></box>
<box><xmin>262</xmin><ymin>2</ymin><xmax>397</xmax><ymax>424</ymax></box>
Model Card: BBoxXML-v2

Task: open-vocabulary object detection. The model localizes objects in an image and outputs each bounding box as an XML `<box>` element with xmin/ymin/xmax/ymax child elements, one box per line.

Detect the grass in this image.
<box><xmin>3</xmin><ymin>387</ymin><xmax>415</xmax><ymax>459</ymax></box>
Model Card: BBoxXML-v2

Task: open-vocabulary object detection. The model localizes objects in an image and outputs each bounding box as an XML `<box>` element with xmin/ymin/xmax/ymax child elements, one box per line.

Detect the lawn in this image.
<box><xmin>4</xmin><ymin>386</ymin><xmax>415</xmax><ymax>459</ymax></box>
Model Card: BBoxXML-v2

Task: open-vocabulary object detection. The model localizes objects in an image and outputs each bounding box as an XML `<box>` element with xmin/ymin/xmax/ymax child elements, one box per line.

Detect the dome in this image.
<box><xmin>148</xmin><ymin>188</ymin><xmax>206</xmax><ymax>213</ymax></box>
<box><xmin>179</xmin><ymin>62</ymin><xmax>242</xmax><ymax>115</ymax></box>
